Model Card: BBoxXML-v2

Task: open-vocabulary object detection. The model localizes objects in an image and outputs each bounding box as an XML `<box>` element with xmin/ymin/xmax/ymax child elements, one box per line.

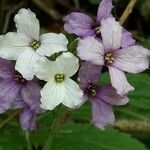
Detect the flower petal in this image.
<box><xmin>121</xmin><ymin>29</ymin><xmax>135</xmax><ymax>48</ymax></box>
<box><xmin>113</xmin><ymin>46</ymin><xmax>150</xmax><ymax>73</ymax></box>
<box><xmin>77</xmin><ymin>37</ymin><xmax>104</xmax><ymax>65</ymax></box>
<box><xmin>20</xmin><ymin>107</ymin><xmax>37</xmax><ymax>131</ymax></box>
<box><xmin>21</xmin><ymin>81</ymin><xmax>41</xmax><ymax>110</ymax></box>
<box><xmin>101</xmin><ymin>18</ymin><xmax>122</xmax><ymax>51</ymax></box>
<box><xmin>40</xmin><ymin>79</ymin><xmax>65</xmax><ymax>110</ymax></box>
<box><xmin>92</xmin><ymin>99</ymin><xmax>115</xmax><ymax>129</ymax></box>
<box><xmin>108</xmin><ymin>66</ymin><xmax>134</xmax><ymax>95</ymax></box>
<box><xmin>97</xmin><ymin>85</ymin><xmax>129</xmax><ymax>106</ymax></box>
<box><xmin>14</xmin><ymin>8</ymin><xmax>39</xmax><ymax>40</ymax></box>
<box><xmin>62</xmin><ymin>78</ymin><xmax>83</xmax><ymax>108</ymax></box>
<box><xmin>0</xmin><ymin>80</ymin><xmax>21</xmax><ymax>111</ymax></box>
<box><xmin>37</xmin><ymin>33</ymin><xmax>68</xmax><ymax>57</ymax></box>
<box><xmin>63</xmin><ymin>12</ymin><xmax>95</xmax><ymax>37</ymax></box>
<box><xmin>15</xmin><ymin>48</ymin><xmax>42</xmax><ymax>80</ymax></box>
<box><xmin>96</xmin><ymin>0</ymin><xmax>113</xmax><ymax>24</ymax></box>
<box><xmin>55</xmin><ymin>52</ymin><xmax>79</xmax><ymax>77</ymax></box>
<box><xmin>0</xmin><ymin>32</ymin><xmax>30</xmax><ymax>60</ymax></box>
<box><xmin>79</xmin><ymin>62</ymin><xmax>102</xmax><ymax>90</ymax></box>
<box><xmin>0</xmin><ymin>58</ymin><xmax>15</xmax><ymax>79</ymax></box>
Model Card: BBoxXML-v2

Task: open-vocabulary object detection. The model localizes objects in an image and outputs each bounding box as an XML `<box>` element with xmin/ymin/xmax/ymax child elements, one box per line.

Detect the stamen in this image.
<box><xmin>104</xmin><ymin>52</ymin><xmax>115</xmax><ymax>65</ymax></box>
<box><xmin>85</xmin><ymin>83</ymin><xmax>98</xmax><ymax>97</ymax></box>
<box><xmin>55</xmin><ymin>74</ymin><xmax>65</xmax><ymax>83</ymax></box>
<box><xmin>14</xmin><ymin>73</ymin><xmax>26</xmax><ymax>83</ymax></box>
<box><xmin>95</xmin><ymin>26</ymin><xmax>101</xmax><ymax>34</ymax></box>
<box><xmin>30</xmin><ymin>40</ymin><xmax>41</xmax><ymax>50</ymax></box>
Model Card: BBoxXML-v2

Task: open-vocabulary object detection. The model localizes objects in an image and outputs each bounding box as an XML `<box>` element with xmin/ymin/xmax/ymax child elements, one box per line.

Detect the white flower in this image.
<box><xmin>35</xmin><ymin>52</ymin><xmax>83</xmax><ymax>110</ymax></box>
<box><xmin>0</xmin><ymin>8</ymin><xmax>68</xmax><ymax>80</ymax></box>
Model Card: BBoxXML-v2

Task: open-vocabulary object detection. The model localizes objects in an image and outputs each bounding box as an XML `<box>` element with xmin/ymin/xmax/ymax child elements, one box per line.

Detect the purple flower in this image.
<box><xmin>63</xmin><ymin>0</ymin><xmax>135</xmax><ymax>48</ymax></box>
<box><xmin>0</xmin><ymin>58</ymin><xmax>43</xmax><ymax>131</ymax></box>
<box><xmin>79</xmin><ymin>62</ymin><xmax>128</xmax><ymax>129</ymax></box>
<box><xmin>77</xmin><ymin>18</ymin><xmax>150</xmax><ymax>96</ymax></box>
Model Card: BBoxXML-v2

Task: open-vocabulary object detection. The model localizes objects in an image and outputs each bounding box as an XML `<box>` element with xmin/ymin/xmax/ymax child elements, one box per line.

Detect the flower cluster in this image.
<box><xmin>0</xmin><ymin>0</ymin><xmax>149</xmax><ymax>131</ymax></box>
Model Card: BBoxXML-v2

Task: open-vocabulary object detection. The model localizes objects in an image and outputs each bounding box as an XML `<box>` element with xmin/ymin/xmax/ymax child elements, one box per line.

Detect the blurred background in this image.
<box><xmin>0</xmin><ymin>0</ymin><xmax>150</xmax><ymax>150</ymax></box>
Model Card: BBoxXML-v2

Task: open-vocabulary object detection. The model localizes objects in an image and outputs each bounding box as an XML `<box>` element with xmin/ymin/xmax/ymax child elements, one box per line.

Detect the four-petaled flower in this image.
<box><xmin>79</xmin><ymin>62</ymin><xmax>129</xmax><ymax>129</ymax></box>
<box><xmin>0</xmin><ymin>58</ymin><xmax>43</xmax><ymax>131</ymax></box>
<box><xmin>63</xmin><ymin>0</ymin><xmax>135</xmax><ymax>48</ymax></box>
<box><xmin>35</xmin><ymin>52</ymin><xmax>83</xmax><ymax>110</ymax></box>
<box><xmin>0</xmin><ymin>8</ymin><xmax>68</xmax><ymax>80</ymax></box>
<box><xmin>77</xmin><ymin>17</ymin><xmax>150</xmax><ymax>95</ymax></box>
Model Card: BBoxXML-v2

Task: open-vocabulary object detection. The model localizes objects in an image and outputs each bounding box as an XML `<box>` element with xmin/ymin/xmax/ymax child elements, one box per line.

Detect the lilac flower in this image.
<box><xmin>79</xmin><ymin>62</ymin><xmax>128</xmax><ymax>129</ymax></box>
<box><xmin>0</xmin><ymin>58</ymin><xmax>43</xmax><ymax>131</ymax></box>
<box><xmin>63</xmin><ymin>0</ymin><xmax>135</xmax><ymax>48</ymax></box>
<box><xmin>77</xmin><ymin>18</ymin><xmax>150</xmax><ymax>96</ymax></box>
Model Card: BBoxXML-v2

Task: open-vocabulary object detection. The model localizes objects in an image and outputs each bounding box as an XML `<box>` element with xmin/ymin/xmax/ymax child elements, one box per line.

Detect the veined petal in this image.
<box><xmin>62</xmin><ymin>78</ymin><xmax>83</xmax><ymax>108</ymax></box>
<box><xmin>37</xmin><ymin>33</ymin><xmax>68</xmax><ymax>57</ymax></box>
<box><xmin>77</xmin><ymin>37</ymin><xmax>104</xmax><ymax>65</ymax></box>
<box><xmin>97</xmin><ymin>85</ymin><xmax>129</xmax><ymax>106</ymax></box>
<box><xmin>79</xmin><ymin>62</ymin><xmax>102</xmax><ymax>90</ymax></box>
<box><xmin>108</xmin><ymin>66</ymin><xmax>134</xmax><ymax>95</ymax></box>
<box><xmin>0</xmin><ymin>32</ymin><xmax>30</xmax><ymax>60</ymax></box>
<box><xmin>97</xmin><ymin>0</ymin><xmax>113</xmax><ymax>24</ymax></box>
<box><xmin>121</xmin><ymin>29</ymin><xmax>135</xmax><ymax>48</ymax></box>
<box><xmin>0</xmin><ymin>58</ymin><xmax>15</xmax><ymax>79</ymax></box>
<box><xmin>40</xmin><ymin>79</ymin><xmax>65</xmax><ymax>110</ymax></box>
<box><xmin>63</xmin><ymin>12</ymin><xmax>95</xmax><ymax>37</ymax></box>
<box><xmin>101</xmin><ymin>18</ymin><xmax>122</xmax><ymax>51</ymax></box>
<box><xmin>92</xmin><ymin>100</ymin><xmax>115</xmax><ymax>129</ymax></box>
<box><xmin>114</xmin><ymin>46</ymin><xmax>150</xmax><ymax>73</ymax></box>
<box><xmin>34</xmin><ymin>57</ymin><xmax>54</xmax><ymax>81</ymax></box>
<box><xmin>15</xmin><ymin>48</ymin><xmax>42</xmax><ymax>80</ymax></box>
<box><xmin>55</xmin><ymin>52</ymin><xmax>79</xmax><ymax>77</ymax></box>
<box><xmin>14</xmin><ymin>8</ymin><xmax>40</xmax><ymax>40</ymax></box>
<box><xmin>20</xmin><ymin>107</ymin><xmax>37</xmax><ymax>131</ymax></box>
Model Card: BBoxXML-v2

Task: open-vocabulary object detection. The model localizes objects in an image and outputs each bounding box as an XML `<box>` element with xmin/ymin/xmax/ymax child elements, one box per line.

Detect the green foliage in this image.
<box><xmin>88</xmin><ymin>0</ymin><xmax>101</xmax><ymax>4</ymax></box>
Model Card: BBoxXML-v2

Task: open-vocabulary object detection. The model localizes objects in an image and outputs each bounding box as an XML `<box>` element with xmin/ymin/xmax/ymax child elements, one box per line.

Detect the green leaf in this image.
<box><xmin>51</xmin><ymin>124</ymin><xmax>147</xmax><ymax>150</ymax></box>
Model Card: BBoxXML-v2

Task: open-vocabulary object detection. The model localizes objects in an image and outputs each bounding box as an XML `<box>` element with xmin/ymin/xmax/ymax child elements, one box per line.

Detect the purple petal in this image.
<box><xmin>79</xmin><ymin>62</ymin><xmax>102</xmax><ymax>90</ymax></box>
<box><xmin>0</xmin><ymin>80</ymin><xmax>21</xmax><ymax>112</ymax></box>
<box><xmin>77</xmin><ymin>37</ymin><xmax>104</xmax><ymax>65</ymax></box>
<box><xmin>100</xmin><ymin>18</ymin><xmax>122</xmax><ymax>52</ymax></box>
<box><xmin>108</xmin><ymin>66</ymin><xmax>134</xmax><ymax>95</ymax></box>
<box><xmin>96</xmin><ymin>0</ymin><xmax>113</xmax><ymax>24</ymax></box>
<box><xmin>113</xmin><ymin>46</ymin><xmax>150</xmax><ymax>73</ymax></box>
<box><xmin>10</xmin><ymin>96</ymin><xmax>25</xmax><ymax>109</ymax></box>
<box><xmin>121</xmin><ymin>29</ymin><xmax>135</xmax><ymax>48</ymax></box>
<box><xmin>63</xmin><ymin>12</ymin><xmax>95</xmax><ymax>37</ymax></box>
<box><xmin>20</xmin><ymin>107</ymin><xmax>37</xmax><ymax>131</ymax></box>
<box><xmin>21</xmin><ymin>81</ymin><xmax>41</xmax><ymax>111</ymax></box>
<box><xmin>92</xmin><ymin>99</ymin><xmax>115</xmax><ymax>129</ymax></box>
<box><xmin>0</xmin><ymin>103</ymin><xmax>11</xmax><ymax>114</ymax></box>
<box><xmin>97</xmin><ymin>85</ymin><xmax>129</xmax><ymax>106</ymax></box>
<box><xmin>0</xmin><ymin>58</ymin><xmax>15</xmax><ymax>79</ymax></box>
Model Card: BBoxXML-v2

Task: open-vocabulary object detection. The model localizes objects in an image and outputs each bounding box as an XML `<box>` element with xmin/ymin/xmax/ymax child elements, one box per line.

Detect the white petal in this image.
<box><xmin>77</xmin><ymin>37</ymin><xmax>104</xmax><ymax>65</ymax></box>
<box><xmin>101</xmin><ymin>17</ymin><xmax>122</xmax><ymax>51</ymax></box>
<box><xmin>114</xmin><ymin>46</ymin><xmax>150</xmax><ymax>73</ymax></box>
<box><xmin>0</xmin><ymin>32</ymin><xmax>30</xmax><ymax>60</ymax></box>
<box><xmin>37</xmin><ymin>33</ymin><xmax>68</xmax><ymax>56</ymax></box>
<box><xmin>108</xmin><ymin>66</ymin><xmax>134</xmax><ymax>95</ymax></box>
<box><xmin>15</xmin><ymin>48</ymin><xmax>41</xmax><ymax>80</ymax></box>
<box><xmin>62</xmin><ymin>78</ymin><xmax>83</xmax><ymax>108</ymax></box>
<box><xmin>40</xmin><ymin>79</ymin><xmax>65</xmax><ymax>110</ymax></box>
<box><xmin>14</xmin><ymin>8</ymin><xmax>40</xmax><ymax>40</ymax></box>
<box><xmin>34</xmin><ymin>57</ymin><xmax>55</xmax><ymax>81</ymax></box>
<box><xmin>55</xmin><ymin>52</ymin><xmax>79</xmax><ymax>77</ymax></box>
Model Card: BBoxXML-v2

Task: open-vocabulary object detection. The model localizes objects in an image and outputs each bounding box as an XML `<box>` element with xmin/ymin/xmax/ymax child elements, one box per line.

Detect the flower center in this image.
<box><xmin>95</xmin><ymin>26</ymin><xmax>101</xmax><ymax>34</ymax></box>
<box><xmin>55</xmin><ymin>74</ymin><xmax>65</xmax><ymax>83</ymax></box>
<box><xmin>14</xmin><ymin>72</ymin><xmax>26</xmax><ymax>83</ymax></box>
<box><xmin>30</xmin><ymin>40</ymin><xmax>41</xmax><ymax>50</ymax></box>
<box><xmin>104</xmin><ymin>52</ymin><xmax>115</xmax><ymax>65</ymax></box>
<box><xmin>85</xmin><ymin>83</ymin><xmax>98</xmax><ymax>97</ymax></box>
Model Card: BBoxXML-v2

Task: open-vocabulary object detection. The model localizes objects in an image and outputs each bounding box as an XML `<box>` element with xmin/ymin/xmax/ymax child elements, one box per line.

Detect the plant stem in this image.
<box><xmin>25</xmin><ymin>132</ymin><xmax>32</xmax><ymax>150</ymax></box>
<box><xmin>119</xmin><ymin>0</ymin><xmax>137</xmax><ymax>25</ymax></box>
<box><xmin>0</xmin><ymin>110</ymin><xmax>19</xmax><ymax>128</ymax></box>
<box><xmin>43</xmin><ymin>109</ymin><xmax>72</xmax><ymax>150</ymax></box>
